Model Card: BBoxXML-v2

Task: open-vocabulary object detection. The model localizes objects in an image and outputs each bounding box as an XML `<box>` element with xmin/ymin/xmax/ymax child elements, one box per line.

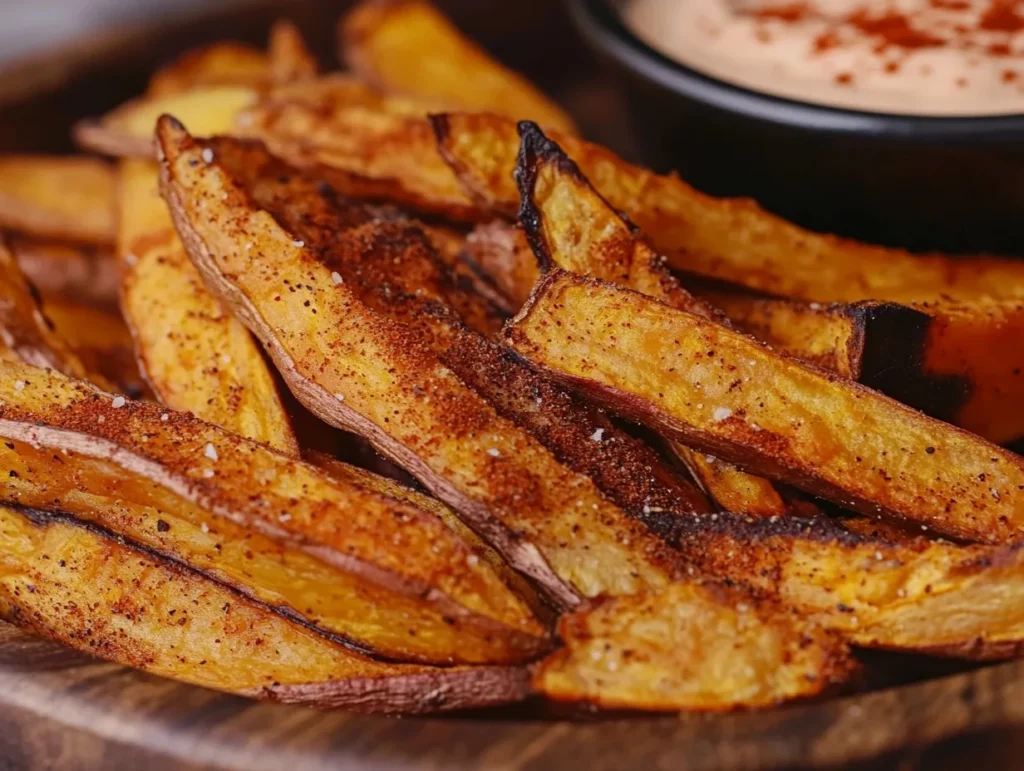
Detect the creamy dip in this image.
<box><xmin>625</xmin><ymin>0</ymin><xmax>1024</xmax><ymax>115</ymax></box>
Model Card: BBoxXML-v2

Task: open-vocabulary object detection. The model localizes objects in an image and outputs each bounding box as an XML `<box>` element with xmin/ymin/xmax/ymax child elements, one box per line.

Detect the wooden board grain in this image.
<box><xmin>1</xmin><ymin>2</ymin><xmax>1023</xmax><ymax>768</ymax></box>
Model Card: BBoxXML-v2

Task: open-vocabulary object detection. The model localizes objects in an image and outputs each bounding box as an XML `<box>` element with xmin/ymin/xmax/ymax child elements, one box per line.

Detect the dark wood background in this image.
<box><xmin>1</xmin><ymin>2</ymin><xmax>1023</xmax><ymax>768</ymax></box>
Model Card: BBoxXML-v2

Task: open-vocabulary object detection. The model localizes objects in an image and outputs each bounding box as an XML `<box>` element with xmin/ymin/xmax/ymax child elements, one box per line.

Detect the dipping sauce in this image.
<box><xmin>625</xmin><ymin>0</ymin><xmax>1024</xmax><ymax>115</ymax></box>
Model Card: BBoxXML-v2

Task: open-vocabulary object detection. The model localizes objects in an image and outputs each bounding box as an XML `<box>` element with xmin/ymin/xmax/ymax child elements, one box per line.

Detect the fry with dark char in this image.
<box><xmin>0</xmin><ymin>505</ymin><xmax>530</xmax><ymax>711</ymax></box>
<box><xmin>204</xmin><ymin>133</ymin><xmax>710</xmax><ymax>525</ymax></box>
<box><xmin>0</xmin><ymin>360</ymin><xmax>545</xmax><ymax>665</ymax></box>
<box><xmin>507</xmin><ymin>271</ymin><xmax>1024</xmax><ymax>545</ymax></box>
<box><xmin>514</xmin><ymin>122</ymin><xmax>788</xmax><ymax>518</ymax></box>
<box><xmin>10</xmin><ymin>237</ymin><xmax>118</xmax><ymax>308</ymax></box>
<box><xmin>430</xmin><ymin>113</ymin><xmax>1024</xmax><ymax>304</ymax></box>
<box><xmin>664</xmin><ymin>512</ymin><xmax>1024</xmax><ymax>659</ymax></box>
<box><xmin>118</xmin><ymin>158</ymin><xmax>299</xmax><ymax>453</ymax></box>
<box><xmin>158</xmin><ymin>116</ymin><xmax>691</xmax><ymax>611</ymax></box>
<box><xmin>340</xmin><ymin>0</ymin><xmax>577</xmax><ymax>134</ymax></box>
<box><xmin>707</xmin><ymin>292</ymin><xmax>1024</xmax><ymax>445</ymax></box>
<box><xmin>0</xmin><ymin>155</ymin><xmax>115</xmax><ymax>245</ymax></box>
<box><xmin>534</xmin><ymin>581</ymin><xmax>853</xmax><ymax>711</ymax></box>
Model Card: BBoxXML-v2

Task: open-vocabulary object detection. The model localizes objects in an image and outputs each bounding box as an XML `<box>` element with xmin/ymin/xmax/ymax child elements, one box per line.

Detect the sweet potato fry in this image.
<box><xmin>0</xmin><ymin>237</ymin><xmax>115</xmax><ymax>390</ymax></box>
<box><xmin>669</xmin><ymin>513</ymin><xmax>1024</xmax><ymax>659</ymax></box>
<box><xmin>158</xmin><ymin>117</ymin><xmax>695</xmax><ymax>610</ymax></box>
<box><xmin>10</xmin><ymin>237</ymin><xmax>118</xmax><ymax>308</ymax></box>
<box><xmin>708</xmin><ymin>292</ymin><xmax>1024</xmax><ymax>445</ymax></box>
<box><xmin>340</xmin><ymin>0</ymin><xmax>576</xmax><ymax>134</ymax></box>
<box><xmin>0</xmin><ymin>361</ymin><xmax>545</xmax><ymax>664</ymax></box>
<box><xmin>507</xmin><ymin>271</ymin><xmax>1024</xmax><ymax>544</ymax></box>
<box><xmin>0</xmin><ymin>505</ymin><xmax>529</xmax><ymax>710</ymax></box>
<box><xmin>461</xmin><ymin>221</ymin><xmax>536</xmax><ymax>313</ymax></box>
<box><xmin>118</xmin><ymin>158</ymin><xmax>299</xmax><ymax>453</ymax></box>
<box><xmin>0</xmin><ymin>155</ymin><xmax>114</xmax><ymax>244</ymax></box>
<box><xmin>534</xmin><ymin>582</ymin><xmax>852</xmax><ymax>711</ymax></box>
<box><xmin>268</xmin><ymin>19</ymin><xmax>319</xmax><ymax>83</ymax></box>
<box><xmin>431</xmin><ymin>113</ymin><xmax>1024</xmax><ymax>304</ymax></box>
<box><xmin>514</xmin><ymin>122</ymin><xmax>788</xmax><ymax>517</ymax></box>
<box><xmin>204</xmin><ymin>133</ymin><xmax>709</xmax><ymax>524</ymax></box>
<box><xmin>147</xmin><ymin>43</ymin><xmax>270</xmax><ymax>97</ymax></box>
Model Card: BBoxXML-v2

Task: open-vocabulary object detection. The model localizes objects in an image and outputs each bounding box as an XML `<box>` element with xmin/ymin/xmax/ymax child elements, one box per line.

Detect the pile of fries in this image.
<box><xmin>3</xmin><ymin>0</ymin><xmax>1024</xmax><ymax>714</ymax></box>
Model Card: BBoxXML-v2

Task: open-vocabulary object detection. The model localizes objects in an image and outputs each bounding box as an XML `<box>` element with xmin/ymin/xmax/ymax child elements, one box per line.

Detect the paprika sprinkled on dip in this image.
<box><xmin>625</xmin><ymin>0</ymin><xmax>1024</xmax><ymax>115</ymax></box>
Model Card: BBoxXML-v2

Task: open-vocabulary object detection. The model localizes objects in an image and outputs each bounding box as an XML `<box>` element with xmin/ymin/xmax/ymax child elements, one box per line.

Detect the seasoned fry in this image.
<box><xmin>0</xmin><ymin>361</ymin><xmax>545</xmax><ymax>664</ymax></box>
<box><xmin>669</xmin><ymin>513</ymin><xmax>1024</xmax><ymax>659</ymax></box>
<box><xmin>0</xmin><ymin>505</ymin><xmax>530</xmax><ymax>711</ymax></box>
<box><xmin>431</xmin><ymin>113</ymin><xmax>1024</xmax><ymax>304</ymax></box>
<box><xmin>514</xmin><ymin>122</ymin><xmax>787</xmax><ymax>517</ymax></box>
<box><xmin>118</xmin><ymin>158</ymin><xmax>299</xmax><ymax>453</ymax></box>
<box><xmin>0</xmin><ymin>155</ymin><xmax>114</xmax><ymax>244</ymax></box>
<box><xmin>10</xmin><ymin>237</ymin><xmax>118</xmax><ymax>308</ymax></box>
<box><xmin>205</xmin><ymin>133</ymin><xmax>709</xmax><ymax>523</ymax></box>
<box><xmin>340</xmin><ymin>0</ymin><xmax>577</xmax><ymax>134</ymax></box>
<box><xmin>534</xmin><ymin>582</ymin><xmax>852</xmax><ymax>711</ymax></box>
<box><xmin>159</xmin><ymin>117</ymin><xmax>695</xmax><ymax>610</ymax></box>
<box><xmin>0</xmin><ymin>236</ymin><xmax>115</xmax><ymax>390</ymax></box>
<box><xmin>708</xmin><ymin>292</ymin><xmax>1024</xmax><ymax>445</ymax></box>
<box><xmin>507</xmin><ymin>271</ymin><xmax>1024</xmax><ymax>544</ymax></box>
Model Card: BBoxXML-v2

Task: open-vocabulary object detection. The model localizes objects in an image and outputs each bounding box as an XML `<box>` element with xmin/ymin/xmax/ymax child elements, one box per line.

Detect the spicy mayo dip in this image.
<box><xmin>625</xmin><ymin>0</ymin><xmax>1024</xmax><ymax>115</ymax></box>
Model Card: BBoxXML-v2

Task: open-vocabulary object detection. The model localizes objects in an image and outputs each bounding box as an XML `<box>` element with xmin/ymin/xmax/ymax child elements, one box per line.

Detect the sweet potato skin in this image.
<box><xmin>158</xmin><ymin>117</ymin><xmax>689</xmax><ymax>611</ymax></box>
<box><xmin>0</xmin><ymin>155</ymin><xmax>115</xmax><ymax>244</ymax></box>
<box><xmin>507</xmin><ymin>271</ymin><xmax>1024</xmax><ymax>545</ymax></box>
<box><xmin>0</xmin><ymin>505</ymin><xmax>530</xmax><ymax>711</ymax></box>
<box><xmin>340</xmin><ymin>0</ymin><xmax>576</xmax><ymax>134</ymax></box>
<box><xmin>118</xmin><ymin>159</ymin><xmax>299</xmax><ymax>453</ymax></box>
<box><xmin>534</xmin><ymin>581</ymin><xmax>853</xmax><ymax>711</ymax></box>
<box><xmin>0</xmin><ymin>361</ymin><xmax>546</xmax><ymax>664</ymax></box>
<box><xmin>11</xmin><ymin>237</ymin><xmax>119</xmax><ymax>309</ymax></box>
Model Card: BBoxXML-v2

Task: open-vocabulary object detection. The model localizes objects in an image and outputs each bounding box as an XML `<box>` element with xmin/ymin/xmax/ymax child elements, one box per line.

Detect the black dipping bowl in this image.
<box><xmin>569</xmin><ymin>0</ymin><xmax>1024</xmax><ymax>255</ymax></box>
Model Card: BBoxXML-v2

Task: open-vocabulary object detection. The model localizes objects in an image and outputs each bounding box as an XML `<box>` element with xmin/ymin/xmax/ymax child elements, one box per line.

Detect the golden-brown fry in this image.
<box><xmin>147</xmin><ymin>43</ymin><xmax>270</xmax><ymax>97</ymax></box>
<box><xmin>10</xmin><ymin>236</ymin><xmax>118</xmax><ymax>308</ymax></box>
<box><xmin>268</xmin><ymin>19</ymin><xmax>319</xmax><ymax>83</ymax></box>
<box><xmin>118</xmin><ymin>158</ymin><xmax>298</xmax><ymax>453</ymax></box>
<box><xmin>709</xmin><ymin>292</ymin><xmax>1024</xmax><ymax>445</ymax></box>
<box><xmin>158</xmin><ymin>117</ymin><xmax>689</xmax><ymax>610</ymax></box>
<box><xmin>340</xmin><ymin>0</ymin><xmax>576</xmax><ymax>134</ymax></box>
<box><xmin>0</xmin><ymin>361</ymin><xmax>545</xmax><ymax>664</ymax></box>
<box><xmin>670</xmin><ymin>513</ymin><xmax>1024</xmax><ymax>659</ymax></box>
<box><xmin>0</xmin><ymin>155</ymin><xmax>114</xmax><ymax>244</ymax></box>
<box><xmin>205</xmin><ymin>133</ymin><xmax>709</xmax><ymax>524</ymax></box>
<box><xmin>431</xmin><ymin>113</ymin><xmax>1024</xmax><ymax>304</ymax></box>
<box><xmin>515</xmin><ymin>123</ymin><xmax>787</xmax><ymax>518</ymax></box>
<box><xmin>0</xmin><ymin>236</ymin><xmax>115</xmax><ymax>390</ymax></box>
<box><xmin>507</xmin><ymin>271</ymin><xmax>1024</xmax><ymax>544</ymax></box>
<box><xmin>0</xmin><ymin>505</ymin><xmax>530</xmax><ymax>710</ymax></box>
<box><xmin>534</xmin><ymin>582</ymin><xmax>852</xmax><ymax>711</ymax></box>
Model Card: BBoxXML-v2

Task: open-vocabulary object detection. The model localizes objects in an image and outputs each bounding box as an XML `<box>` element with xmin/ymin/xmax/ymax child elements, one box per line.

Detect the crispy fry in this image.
<box><xmin>669</xmin><ymin>513</ymin><xmax>1024</xmax><ymax>659</ymax></box>
<box><xmin>158</xmin><ymin>117</ymin><xmax>697</xmax><ymax>610</ymax></box>
<box><xmin>507</xmin><ymin>271</ymin><xmax>1024</xmax><ymax>544</ymax></box>
<box><xmin>340</xmin><ymin>0</ymin><xmax>576</xmax><ymax>134</ymax></box>
<box><xmin>709</xmin><ymin>292</ymin><xmax>1024</xmax><ymax>445</ymax></box>
<box><xmin>515</xmin><ymin>122</ymin><xmax>787</xmax><ymax>517</ymax></box>
<box><xmin>430</xmin><ymin>113</ymin><xmax>1024</xmax><ymax>304</ymax></box>
<box><xmin>0</xmin><ymin>155</ymin><xmax>114</xmax><ymax>244</ymax></box>
<box><xmin>118</xmin><ymin>158</ymin><xmax>299</xmax><ymax>453</ymax></box>
<box><xmin>268</xmin><ymin>19</ymin><xmax>319</xmax><ymax>83</ymax></box>
<box><xmin>0</xmin><ymin>361</ymin><xmax>545</xmax><ymax>664</ymax></box>
<box><xmin>147</xmin><ymin>43</ymin><xmax>270</xmax><ymax>97</ymax></box>
<box><xmin>534</xmin><ymin>582</ymin><xmax>852</xmax><ymax>711</ymax></box>
<box><xmin>0</xmin><ymin>505</ymin><xmax>530</xmax><ymax>710</ymax></box>
<box><xmin>0</xmin><ymin>237</ymin><xmax>116</xmax><ymax>391</ymax></box>
<box><xmin>10</xmin><ymin>236</ymin><xmax>118</xmax><ymax>308</ymax></box>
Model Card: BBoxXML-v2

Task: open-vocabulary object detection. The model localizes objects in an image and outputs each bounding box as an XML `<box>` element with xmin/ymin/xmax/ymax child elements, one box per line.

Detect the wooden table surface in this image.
<box><xmin>1</xmin><ymin>2</ymin><xmax>1023</xmax><ymax>769</ymax></box>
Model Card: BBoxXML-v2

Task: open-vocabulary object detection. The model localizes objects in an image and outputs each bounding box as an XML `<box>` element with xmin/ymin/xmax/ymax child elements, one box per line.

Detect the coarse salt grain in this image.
<box><xmin>991</xmin><ymin>488</ymin><xmax>1001</xmax><ymax>500</ymax></box>
<box><xmin>112</xmin><ymin>396</ymin><xmax>126</xmax><ymax>408</ymax></box>
<box><xmin>590</xmin><ymin>428</ymin><xmax>604</xmax><ymax>442</ymax></box>
<box><xmin>487</xmin><ymin>448</ymin><xmax>501</xmax><ymax>457</ymax></box>
<box><xmin>279</xmin><ymin>513</ymin><xmax>292</xmax><ymax>523</ymax></box>
<box><xmin>97</xmin><ymin>415</ymin><xmax>105</xmax><ymax>423</ymax></box>
<box><xmin>160</xmin><ymin>413</ymin><xmax>169</xmax><ymax>421</ymax></box>
<box><xmin>13</xmin><ymin>380</ymin><xmax>25</xmax><ymax>391</ymax></box>
<box><xmin>204</xmin><ymin>443</ymin><xmax>218</xmax><ymax>461</ymax></box>
<box><xmin>467</xmin><ymin>554</ymin><xmax>479</xmax><ymax>567</ymax></box>
<box><xmin>200</xmin><ymin>522</ymin><xmax>210</xmax><ymax>533</ymax></box>
<box><xmin>292</xmin><ymin>239</ymin><xmax>304</xmax><ymax>248</ymax></box>
<box><xmin>202</xmin><ymin>469</ymin><xmax>215</xmax><ymax>479</ymax></box>
<box><xmin>123</xmin><ymin>254</ymin><xmax>138</xmax><ymax>266</ymax></box>
<box><xmin>334</xmin><ymin>393</ymin><xmax>345</xmax><ymax>402</ymax></box>
<box><xmin>201</xmin><ymin>148</ymin><xmax>214</xmax><ymax>163</ymax></box>
<box><xmin>331</xmin><ymin>271</ymin><xmax>344</xmax><ymax>285</ymax></box>
<box><xmin>712</xmin><ymin>406</ymin><xmax>732</xmax><ymax>422</ymax></box>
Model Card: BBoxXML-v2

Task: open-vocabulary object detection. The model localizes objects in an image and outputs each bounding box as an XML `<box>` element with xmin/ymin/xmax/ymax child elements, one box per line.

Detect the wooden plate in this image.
<box><xmin>1</xmin><ymin>2</ymin><xmax>1022</xmax><ymax>768</ymax></box>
